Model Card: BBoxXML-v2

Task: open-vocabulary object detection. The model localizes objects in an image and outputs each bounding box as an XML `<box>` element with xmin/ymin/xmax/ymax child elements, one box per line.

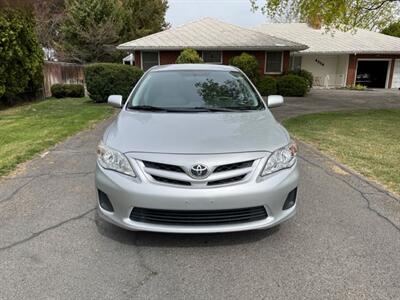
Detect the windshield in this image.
<box><xmin>127</xmin><ymin>70</ymin><xmax>264</xmax><ymax>111</ymax></box>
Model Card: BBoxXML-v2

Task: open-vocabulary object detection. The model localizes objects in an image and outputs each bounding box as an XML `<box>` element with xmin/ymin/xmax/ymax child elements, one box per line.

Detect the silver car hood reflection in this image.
<box><xmin>104</xmin><ymin>109</ymin><xmax>290</xmax><ymax>154</ymax></box>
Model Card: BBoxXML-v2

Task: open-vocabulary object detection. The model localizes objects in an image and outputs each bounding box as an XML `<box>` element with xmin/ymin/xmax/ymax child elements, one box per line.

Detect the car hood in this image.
<box><xmin>104</xmin><ymin>110</ymin><xmax>290</xmax><ymax>154</ymax></box>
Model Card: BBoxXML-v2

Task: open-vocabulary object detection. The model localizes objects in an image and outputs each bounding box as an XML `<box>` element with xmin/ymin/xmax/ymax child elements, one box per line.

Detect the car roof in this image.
<box><xmin>150</xmin><ymin>64</ymin><xmax>238</xmax><ymax>72</ymax></box>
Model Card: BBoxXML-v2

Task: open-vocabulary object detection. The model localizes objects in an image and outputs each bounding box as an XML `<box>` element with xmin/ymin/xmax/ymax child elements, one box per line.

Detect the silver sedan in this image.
<box><xmin>95</xmin><ymin>64</ymin><xmax>298</xmax><ymax>233</ymax></box>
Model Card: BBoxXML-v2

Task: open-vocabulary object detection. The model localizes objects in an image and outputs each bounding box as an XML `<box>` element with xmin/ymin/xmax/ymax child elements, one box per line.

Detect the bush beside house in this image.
<box><xmin>256</xmin><ymin>76</ymin><xmax>277</xmax><ymax>96</ymax></box>
<box><xmin>277</xmin><ymin>75</ymin><xmax>309</xmax><ymax>96</ymax></box>
<box><xmin>51</xmin><ymin>84</ymin><xmax>85</xmax><ymax>98</ymax></box>
<box><xmin>287</xmin><ymin>69</ymin><xmax>313</xmax><ymax>89</ymax></box>
<box><xmin>229</xmin><ymin>53</ymin><xmax>259</xmax><ymax>84</ymax></box>
<box><xmin>176</xmin><ymin>49</ymin><xmax>204</xmax><ymax>63</ymax></box>
<box><xmin>85</xmin><ymin>63</ymin><xmax>143</xmax><ymax>102</ymax></box>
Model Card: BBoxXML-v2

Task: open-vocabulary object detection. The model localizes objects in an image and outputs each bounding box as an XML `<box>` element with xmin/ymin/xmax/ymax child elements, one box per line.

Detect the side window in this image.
<box><xmin>290</xmin><ymin>56</ymin><xmax>302</xmax><ymax>71</ymax></box>
<box><xmin>142</xmin><ymin>52</ymin><xmax>159</xmax><ymax>71</ymax></box>
<box><xmin>202</xmin><ymin>51</ymin><xmax>222</xmax><ymax>64</ymax></box>
<box><xmin>265</xmin><ymin>51</ymin><xmax>283</xmax><ymax>74</ymax></box>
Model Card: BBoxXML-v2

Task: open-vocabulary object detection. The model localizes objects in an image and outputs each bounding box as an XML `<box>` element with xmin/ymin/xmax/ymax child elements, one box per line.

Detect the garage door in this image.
<box><xmin>356</xmin><ymin>60</ymin><xmax>389</xmax><ymax>88</ymax></box>
<box><xmin>392</xmin><ymin>59</ymin><xmax>400</xmax><ymax>89</ymax></box>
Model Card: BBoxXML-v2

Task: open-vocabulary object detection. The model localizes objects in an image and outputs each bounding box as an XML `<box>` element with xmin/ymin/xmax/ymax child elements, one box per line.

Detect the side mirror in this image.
<box><xmin>108</xmin><ymin>95</ymin><xmax>123</xmax><ymax>108</ymax></box>
<box><xmin>267</xmin><ymin>95</ymin><xmax>284</xmax><ymax>108</ymax></box>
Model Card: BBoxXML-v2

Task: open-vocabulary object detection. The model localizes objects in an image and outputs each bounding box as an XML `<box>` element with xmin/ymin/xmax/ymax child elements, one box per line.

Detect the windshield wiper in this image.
<box><xmin>191</xmin><ymin>107</ymin><xmax>240</xmax><ymax>112</ymax></box>
<box><xmin>129</xmin><ymin>105</ymin><xmax>255</xmax><ymax>112</ymax></box>
<box><xmin>129</xmin><ymin>105</ymin><xmax>169</xmax><ymax>112</ymax></box>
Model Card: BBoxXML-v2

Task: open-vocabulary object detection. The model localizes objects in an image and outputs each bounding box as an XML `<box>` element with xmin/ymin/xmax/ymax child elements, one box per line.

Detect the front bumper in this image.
<box><xmin>96</xmin><ymin>156</ymin><xmax>300</xmax><ymax>233</ymax></box>
<box><xmin>95</xmin><ymin>157</ymin><xmax>299</xmax><ymax>233</ymax></box>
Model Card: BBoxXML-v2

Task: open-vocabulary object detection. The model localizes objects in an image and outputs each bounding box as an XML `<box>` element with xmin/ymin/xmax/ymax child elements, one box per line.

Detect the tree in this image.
<box><xmin>381</xmin><ymin>21</ymin><xmax>400</xmax><ymax>37</ymax></box>
<box><xmin>58</xmin><ymin>0</ymin><xmax>122</xmax><ymax>63</ymax></box>
<box><xmin>33</xmin><ymin>0</ymin><xmax>65</xmax><ymax>59</ymax></box>
<box><xmin>58</xmin><ymin>0</ymin><xmax>168</xmax><ymax>63</ymax></box>
<box><xmin>0</xmin><ymin>9</ymin><xmax>43</xmax><ymax>103</ymax></box>
<box><xmin>119</xmin><ymin>0</ymin><xmax>169</xmax><ymax>42</ymax></box>
<box><xmin>251</xmin><ymin>0</ymin><xmax>400</xmax><ymax>31</ymax></box>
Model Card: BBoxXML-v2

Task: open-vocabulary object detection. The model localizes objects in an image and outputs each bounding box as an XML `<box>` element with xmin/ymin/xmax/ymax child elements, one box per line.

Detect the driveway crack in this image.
<box><xmin>0</xmin><ymin>178</ymin><xmax>36</xmax><ymax>204</ymax></box>
<box><xmin>0</xmin><ymin>171</ymin><xmax>94</xmax><ymax>204</ymax></box>
<box><xmin>299</xmin><ymin>155</ymin><xmax>400</xmax><ymax>233</ymax></box>
<box><xmin>0</xmin><ymin>208</ymin><xmax>95</xmax><ymax>252</ymax></box>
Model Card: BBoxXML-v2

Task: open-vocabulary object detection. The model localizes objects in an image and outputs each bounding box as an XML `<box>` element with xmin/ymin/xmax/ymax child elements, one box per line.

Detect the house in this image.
<box><xmin>117</xmin><ymin>18</ymin><xmax>307</xmax><ymax>76</ymax></box>
<box><xmin>254</xmin><ymin>23</ymin><xmax>400</xmax><ymax>88</ymax></box>
<box><xmin>117</xmin><ymin>17</ymin><xmax>400</xmax><ymax>89</ymax></box>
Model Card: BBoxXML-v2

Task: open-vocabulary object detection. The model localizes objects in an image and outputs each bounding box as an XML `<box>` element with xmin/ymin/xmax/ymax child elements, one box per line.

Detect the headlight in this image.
<box><xmin>261</xmin><ymin>141</ymin><xmax>297</xmax><ymax>176</ymax></box>
<box><xmin>97</xmin><ymin>141</ymin><xmax>136</xmax><ymax>177</ymax></box>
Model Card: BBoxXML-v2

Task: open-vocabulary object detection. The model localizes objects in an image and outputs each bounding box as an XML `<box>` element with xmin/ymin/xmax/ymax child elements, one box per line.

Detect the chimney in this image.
<box><xmin>307</xmin><ymin>14</ymin><xmax>322</xmax><ymax>29</ymax></box>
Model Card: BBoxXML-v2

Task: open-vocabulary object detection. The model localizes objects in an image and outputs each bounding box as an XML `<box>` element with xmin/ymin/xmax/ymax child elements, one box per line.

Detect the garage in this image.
<box><xmin>356</xmin><ymin>60</ymin><xmax>389</xmax><ymax>88</ymax></box>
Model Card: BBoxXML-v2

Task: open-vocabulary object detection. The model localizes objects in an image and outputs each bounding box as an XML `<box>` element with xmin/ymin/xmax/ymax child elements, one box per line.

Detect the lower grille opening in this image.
<box><xmin>130</xmin><ymin>206</ymin><xmax>268</xmax><ymax>225</ymax></box>
<box><xmin>207</xmin><ymin>174</ymin><xmax>247</xmax><ymax>186</ymax></box>
<box><xmin>98</xmin><ymin>190</ymin><xmax>114</xmax><ymax>212</ymax></box>
<box><xmin>283</xmin><ymin>188</ymin><xmax>297</xmax><ymax>210</ymax></box>
<box><xmin>151</xmin><ymin>175</ymin><xmax>191</xmax><ymax>186</ymax></box>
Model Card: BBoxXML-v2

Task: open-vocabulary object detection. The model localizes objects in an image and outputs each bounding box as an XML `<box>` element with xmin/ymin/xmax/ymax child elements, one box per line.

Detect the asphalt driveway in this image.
<box><xmin>1</xmin><ymin>90</ymin><xmax>399</xmax><ymax>299</ymax></box>
<box><xmin>270</xmin><ymin>88</ymin><xmax>400</xmax><ymax>121</ymax></box>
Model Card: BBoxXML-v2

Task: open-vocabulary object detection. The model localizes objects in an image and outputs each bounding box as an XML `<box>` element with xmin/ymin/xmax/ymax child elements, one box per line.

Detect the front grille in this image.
<box><xmin>213</xmin><ymin>160</ymin><xmax>254</xmax><ymax>173</ymax></box>
<box><xmin>151</xmin><ymin>175</ymin><xmax>191</xmax><ymax>186</ymax></box>
<box><xmin>141</xmin><ymin>158</ymin><xmax>257</xmax><ymax>187</ymax></box>
<box><xmin>143</xmin><ymin>161</ymin><xmax>185</xmax><ymax>173</ymax></box>
<box><xmin>130</xmin><ymin>206</ymin><xmax>268</xmax><ymax>225</ymax></box>
<box><xmin>207</xmin><ymin>174</ymin><xmax>247</xmax><ymax>186</ymax></box>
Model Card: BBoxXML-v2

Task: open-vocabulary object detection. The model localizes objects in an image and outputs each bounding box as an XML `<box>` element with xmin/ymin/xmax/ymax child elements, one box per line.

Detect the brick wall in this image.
<box><xmin>134</xmin><ymin>51</ymin><xmax>141</xmax><ymax>69</ymax></box>
<box><xmin>159</xmin><ymin>51</ymin><xmax>180</xmax><ymax>64</ymax></box>
<box><xmin>136</xmin><ymin>49</ymin><xmax>291</xmax><ymax>77</ymax></box>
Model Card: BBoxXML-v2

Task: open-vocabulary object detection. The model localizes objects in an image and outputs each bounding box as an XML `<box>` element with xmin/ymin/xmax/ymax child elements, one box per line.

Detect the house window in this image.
<box><xmin>142</xmin><ymin>51</ymin><xmax>159</xmax><ymax>71</ymax></box>
<box><xmin>290</xmin><ymin>56</ymin><xmax>302</xmax><ymax>71</ymax></box>
<box><xmin>202</xmin><ymin>51</ymin><xmax>222</xmax><ymax>64</ymax></box>
<box><xmin>265</xmin><ymin>51</ymin><xmax>283</xmax><ymax>73</ymax></box>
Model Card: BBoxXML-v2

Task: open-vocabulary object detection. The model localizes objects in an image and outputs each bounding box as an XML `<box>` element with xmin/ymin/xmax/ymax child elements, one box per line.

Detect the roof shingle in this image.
<box><xmin>117</xmin><ymin>18</ymin><xmax>308</xmax><ymax>51</ymax></box>
<box><xmin>253</xmin><ymin>23</ymin><xmax>400</xmax><ymax>54</ymax></box>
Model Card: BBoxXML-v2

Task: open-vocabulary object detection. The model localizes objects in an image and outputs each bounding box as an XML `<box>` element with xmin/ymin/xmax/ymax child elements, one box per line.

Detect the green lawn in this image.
<box><xmin>283</xmin><ymin>109</ymin><xmax>400</xmax><ymax>196</ymax></box>
<box><xmin>0</xmin><ymin>97</ymin><xmax>114</xmax><ymax>177</ymax></box>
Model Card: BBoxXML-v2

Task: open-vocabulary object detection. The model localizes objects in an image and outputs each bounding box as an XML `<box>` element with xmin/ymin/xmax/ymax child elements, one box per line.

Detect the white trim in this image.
<box><xmin>201</xmin><ymin>50</ymin><xmax>223</xmax><ymax>64</ymax></box>
<box><xmin>140</xmin><ymin>51</ymin><xmax>160</xmax><ymax>70</ymax></box>
<box><xmin>354</xmin><ymin>58</ymin><xmax>391</xmax><ymax>88</ymax></box>
<box><xmin>264</xmin><ymin>51</ymin><xmax>284</xmax><ymax>74</ymax></box>
<box><xmin>343</xmin><ymin>54</ymin><xmax>349</xmax><ymax>87</ymax></box>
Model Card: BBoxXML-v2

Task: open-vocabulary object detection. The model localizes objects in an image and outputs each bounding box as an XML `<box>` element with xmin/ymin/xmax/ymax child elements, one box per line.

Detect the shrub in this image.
<box><xmin>288</xmin><ymin>69</ymin><xmax>313</xmax><ymax>89</ymax></box>
<box><xmin>257</xmin><ymin>76</ymin><xmax>277</xmax><ymax>96</ymax></box>
<box><xmin>51</xmin><ymin>84</ymin><xmax>85</xmax><ymax>98</ymax></box>
<box><xmin>176</xmin><ymin>48</ymin><xmax>203</xmax><ymax>64</ymax></box>
<box><xmin>0</xmin><ymin>9</ymin><xmax>43</xmax><ymax>105</ymax></box>
<box><xmin>84</xmin><ymin>63</ymin><xmax>143</xmax><ymax>102</ymax></box>
<box><xmin>277</xmin><ymin>75</ymin><xmax>308</xmax><ymax>97</ymax></box>
<box><xmin>229</xmin><ymin>53</ymin><xmax>259</xmax><ymax>83</ymax></box>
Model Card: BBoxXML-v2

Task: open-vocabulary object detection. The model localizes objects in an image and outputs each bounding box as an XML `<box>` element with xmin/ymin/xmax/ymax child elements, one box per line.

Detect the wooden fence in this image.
<box><xmin>43</xmin><ymin>61</ymin><xmax>85</xmax><ymax>97</ymax></box>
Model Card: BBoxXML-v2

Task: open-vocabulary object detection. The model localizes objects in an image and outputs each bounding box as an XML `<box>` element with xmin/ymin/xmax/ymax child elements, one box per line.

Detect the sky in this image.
<box><xmin>165</xmin><ymin>0</ymin><xmax>268</xmax><ymax>28</ymax></box>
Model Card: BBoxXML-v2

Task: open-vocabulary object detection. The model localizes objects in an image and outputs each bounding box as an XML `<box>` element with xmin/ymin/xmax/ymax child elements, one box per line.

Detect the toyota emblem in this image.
<box><xmin>190</xmin><ymin>164</ymin><xmax>208</xmax><ymax>178</ymax></box>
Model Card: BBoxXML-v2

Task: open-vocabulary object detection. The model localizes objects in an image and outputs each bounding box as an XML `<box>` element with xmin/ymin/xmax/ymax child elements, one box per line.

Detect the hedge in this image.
<box><xmin>176</xmin><ymin>48</ymin><xmax>203</xmax><ymax>63</ymax></box>
<box><xmin>51</xmin><ymin>84</ymin><xmax>85</xmax><ymax>98</ymax></box>
<box><xmin>277</xmin><ymin>75</ymin><xmax>309</xmax><ymax>97</ymax></box>
<box><xmin>288</xmin><ymin>69</ymin><xmax>313</xmax><ymax>89</ymax></box>
<box><xmin>84</xmin><ymin>63</ymin><xmax>143</xmax><ymax>103</ymax></box>
<box><xmin>257</xmin><ymin>76</ymin><xmax>277</xmax><ymax>96</ymax></box>
<box><xmin>229</xmin><ymin>53</ymin><xmax>259</xmax><ymax>84</ymax></box>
